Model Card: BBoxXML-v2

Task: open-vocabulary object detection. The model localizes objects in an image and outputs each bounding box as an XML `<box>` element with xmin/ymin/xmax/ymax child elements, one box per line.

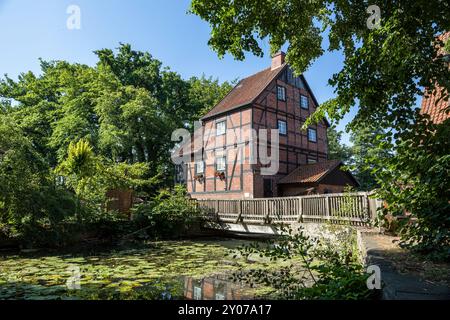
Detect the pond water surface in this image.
<box><xmin>0</xmin><ymin>239</ymin><xmax>288</xmax><ymax>300</ymax></box>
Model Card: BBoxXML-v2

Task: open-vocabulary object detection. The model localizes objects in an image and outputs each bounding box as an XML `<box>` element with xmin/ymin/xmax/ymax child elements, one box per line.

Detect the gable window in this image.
<box><xmin>216</xmin><ymin>121</ymin><xmax>226</xmax><ymax>136</ymax></box>
<box><xmin>277</xmin><ymin>120</ymin><xmax>287</xmax><ymax>135</ymax></box>
<box><xmin>195</xmin><ymin>161</ymin><xmax>204</xmax><ymax>174</ymax></box>
<box><xmin>216</xmin><ymin>156</ymin><xmax>226</xmax><ymax>172</ymax></box>
<box><xmin>277</xmin><ymin>86</ymin><xmax>286</xmax><ymax>101</ymax></box>
<box><xmin>300</xmin><ymin>95</ymin><xmax>309</xmax><ymax>110</ymax></box>
<box><xmin>308</xmin><ymin>128</ymin><xmax>317</xmax><ymax>142</ymax></box>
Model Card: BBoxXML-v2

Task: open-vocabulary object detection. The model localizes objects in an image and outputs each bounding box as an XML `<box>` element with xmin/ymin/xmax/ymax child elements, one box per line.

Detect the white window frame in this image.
<box><xmin>216</xmin><ymin>120</ymin><xmax>226</xmax><ymax>136</ymax></box>
<box><xmin>195</xmin><ymin>161</ymin><xmax>205</xmax><ymax>174</ymax></box>
<box><xmin>308</xmin><ymin>128</ymin><xmax>317</xmax><ymax>143</ymax></box>
<box><xmin>300</xmin><ymin>95</ymin><xmax>309</xmax><ymax>110</ymax></box>
<box><xmin>216</xmin><ymin>156</ymin><xmax>226</xmax><ymax>172</ymax></box>
<box><xmin>277</xmin><ymin>86</ymin><xmax>286</xmax><ymax>101</ymax></box>
<box><xmin>277</xmin><ymin>120</ymin><xmax>287</xmax><ymax>135</ymax></box>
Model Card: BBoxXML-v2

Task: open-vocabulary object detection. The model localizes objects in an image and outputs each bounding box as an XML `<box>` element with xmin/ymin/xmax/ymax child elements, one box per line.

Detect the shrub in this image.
<box><xmin>0</xmin><ymin>116</ymin><xmax>81</xmax><ymax>246</ymax></box>
<box><xmin>132</xmin><ymin>185</ymin><xmax>202</xmax><ymax>238</ymax></box>
<box><xmin>231</xmin><ymin>226</ymin><xmax>378</xmax><ymax>300</ymax></box>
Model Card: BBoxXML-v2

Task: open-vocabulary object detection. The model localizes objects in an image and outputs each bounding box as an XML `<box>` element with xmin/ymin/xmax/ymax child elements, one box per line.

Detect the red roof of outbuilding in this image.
<box><xmin>278</xmin><ymin>160</ymin><xmax>343</xmax><ymax>184</ymax></box>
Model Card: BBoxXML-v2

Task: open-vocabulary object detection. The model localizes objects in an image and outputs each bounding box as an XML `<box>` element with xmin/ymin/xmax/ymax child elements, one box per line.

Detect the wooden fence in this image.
<box><xmin>195</xmin><ymin>192</ymin><xmax>381</xmax><ymax>226</ymax></box>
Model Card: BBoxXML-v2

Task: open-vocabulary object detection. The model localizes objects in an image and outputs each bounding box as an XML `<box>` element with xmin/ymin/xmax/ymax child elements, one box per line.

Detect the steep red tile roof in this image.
<box><xmin>420</xmin><ymin>31</ymin><xmax>450</xmax><ymax>124</ymax></box>
<box><xmin>201</xmin><ymin>65</ymin><xmax>287</xmax><ymax>120</ymax></box>
<box><xmin>278</xmin><ymin>160</ymin><xmax>342</xmax><ymax>184</ymax></box>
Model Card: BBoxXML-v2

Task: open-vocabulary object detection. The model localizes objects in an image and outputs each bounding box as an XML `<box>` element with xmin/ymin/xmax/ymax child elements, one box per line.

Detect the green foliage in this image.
<box><xmin>327</xmin><ymin>125</ymin><xmax>352</xmax><ymax>163</ymax></box>
<box><xmin>0</xmin><ymin>44</ymin><xmax>233</xmax><ymax>246</ymax></box>
<box><xmin>58</xmin><ymin>139</ymin><xmax>97</xmax><ymax>178</ymax></box>
<box><xmin>444</xmin><ymin>39</ymin><xmax>450</xmax><ymax>54</ymax></box>
<box><xmin>190</xmin><ymin>1</ymin><xmax>450</xmax><ymax>257</ymax></box>
<box><xmin>0</xmin><ymin>115</ymin><xmax>78</xmax><ymax>244</ymax></box>
<box><xmin>231</xmin><ymin>226</ymin><xmax>376</xmax><ymax>300</ymax></box>
<box><xmin>347</xmin><ymin>126</ymin><xmax>392</xmax><ymax>191</ymax></box>
<box><xmin>132</xmin><ymin>185</ymin><xmax>202</xmax><ymax>238</ymax></box>
<box><xmin>374</xmin><ymin>116</ymin><xmax>450</xmax><ymax>259</ymax></box>
<box><xmin>188</xmin><ymin>75</ymin><xmax>236</xmax><ymax>118</ymax></box>
<box><xmin>57</xmin><ymin>139</ymin><xmax>149</xmax><ymax>209</ymax></box>
<box><xmin>0</xmin><ymin>44</ymin><xmax>232</xmax><ymax>192</ymax></box>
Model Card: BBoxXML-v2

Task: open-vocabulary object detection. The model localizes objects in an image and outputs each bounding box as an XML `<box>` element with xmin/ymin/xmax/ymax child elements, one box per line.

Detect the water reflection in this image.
<box><xmin>184</xmin><ymin>275</ymin><xmax>251</xmax><ymax>300</ymax></box>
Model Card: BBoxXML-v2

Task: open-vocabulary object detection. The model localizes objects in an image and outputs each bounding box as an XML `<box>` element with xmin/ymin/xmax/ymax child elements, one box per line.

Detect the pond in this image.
<box><xmin>0</xmin><ymin>239</ymin><xmax>292</xmax><ymax>300</ymax></box>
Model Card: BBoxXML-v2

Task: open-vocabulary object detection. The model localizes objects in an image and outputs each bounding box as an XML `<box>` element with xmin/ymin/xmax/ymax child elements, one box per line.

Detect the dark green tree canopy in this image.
<box><xmin>190</xmin><ymin>1</ymin><xmax>450</xmax><ymax>256</ymax></box>
<box><xmin>0</xmin><ymin>44</ymin><xmax>233</xmax><ymax>189</ymax></box>
<box><xmin>190</xmin><ymin>0</ymin><xmax>450</xmax><ymax>130</ymax></box>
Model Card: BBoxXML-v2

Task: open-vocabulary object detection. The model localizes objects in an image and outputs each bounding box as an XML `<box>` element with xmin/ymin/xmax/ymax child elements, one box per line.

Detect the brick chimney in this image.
<box><xmin>271</xmin><ymin>51</ymin><xmax>286</xmax><ymax>70</ymax></box>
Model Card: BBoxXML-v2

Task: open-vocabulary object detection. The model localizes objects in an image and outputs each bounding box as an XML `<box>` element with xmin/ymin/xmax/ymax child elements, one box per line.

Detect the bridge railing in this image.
<box><xmin>195</xmin><ymin>192</ymin><xmax>381</xmax><ymax>226</ymax></box>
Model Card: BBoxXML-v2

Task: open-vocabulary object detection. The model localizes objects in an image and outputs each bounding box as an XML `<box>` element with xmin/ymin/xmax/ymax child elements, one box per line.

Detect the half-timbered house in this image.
<box><xmin>179</xmin><ymin>52</ymin><xmax>358</xmax><ymax>199</ymax></box>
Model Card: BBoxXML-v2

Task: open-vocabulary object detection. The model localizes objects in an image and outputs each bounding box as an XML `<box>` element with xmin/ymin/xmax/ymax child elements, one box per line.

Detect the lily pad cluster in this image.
<box><xmin>0</xmin><ymin>240</ymin><xmax>292</xmax><ymax>300</ymax></box>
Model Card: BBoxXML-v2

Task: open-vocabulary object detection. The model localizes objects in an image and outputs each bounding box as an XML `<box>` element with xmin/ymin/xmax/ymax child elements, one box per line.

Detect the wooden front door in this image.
<box><xmin>263</xmin><ymin>179</ymin><xmax>273</xmax><ymax>198</ymax></box>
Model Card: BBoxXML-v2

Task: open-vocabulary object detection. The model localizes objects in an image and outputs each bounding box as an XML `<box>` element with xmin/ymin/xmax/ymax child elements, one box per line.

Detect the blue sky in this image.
<box><xmin>0</xmin><ymin>0</ymin><xmax>356</xmax><ymax>143</ymax></box>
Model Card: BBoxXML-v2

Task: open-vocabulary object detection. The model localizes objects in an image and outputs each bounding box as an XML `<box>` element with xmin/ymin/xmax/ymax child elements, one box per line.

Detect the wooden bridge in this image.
<box><xmin>194</xmin><ymin>192</ymin><xmax>381</xmax><ymax>234</ymax></box>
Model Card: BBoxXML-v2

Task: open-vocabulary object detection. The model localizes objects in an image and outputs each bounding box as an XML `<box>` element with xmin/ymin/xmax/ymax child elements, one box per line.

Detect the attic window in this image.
<box><xmin>216</xmin><ymin>121</ymin><xmax>226</xmax><ymax>136</ymax></box>
<box><xmin>277</xmin><ymin>86</ymin><xmax>286</xmax><ymax>101</ymax></box>
<box><xmin>300</xmin><ymin>95</ymin><xmax>309</xmax><ymax>110</ymax></box>
<box><xmin>308</xmin><ymin>128</ymin><xmax>317</xmax><ymax>143</ymax></box>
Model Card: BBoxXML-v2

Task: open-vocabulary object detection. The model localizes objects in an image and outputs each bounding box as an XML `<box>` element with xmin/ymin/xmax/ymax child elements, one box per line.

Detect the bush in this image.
<box><xmin>0</xmin><ymin>116</ymin><xmax>82</xmax><ymax>246</ymax></box>
<box><xmin>132</xmin><ymin>185</ymin><xmax>202</xmax><ymax>238</ymax></box>
<box><xmin>231</xmin><ymin>226</ymin><xmax>378</xmax><ymax>300</ymax></box>
<box><xmin>374</xmin><ymin>117</ymin><xmax>450</xmax><ymax>260</ymax></box>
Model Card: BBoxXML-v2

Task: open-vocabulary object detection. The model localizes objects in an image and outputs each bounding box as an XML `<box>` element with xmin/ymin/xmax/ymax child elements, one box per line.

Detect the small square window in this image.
<box><xmin>216</xmin><ymin>157</ymin><xmax>226</xmax><ymax>171</ymax></box>
<box><xmin>196</xmin><ymin>161</ymin><xmax>204</xmax><ymax>174</ymax></box>
<box><xmin>277</xmin><ymin>86</ymin><xmax>286</xmax><ymax>101</ymax></box>
<box><xmin>308</xmin><ymin>128</ymin><xmax>317</xmax><ymax>142</ymax></box>
<box><xmin>300</xmin><ymin>95</ymin><xmax>309</xmax><ymax>109</ymax></box>
<box><xmin>278</xmin><ymin>120</ymin><xmax>287</xmax><ymax>135</ymax></box>
<box><xmin>216</xmin><ymin>121</ymin><xmax>226</xmax><ymax>136</ymax></box>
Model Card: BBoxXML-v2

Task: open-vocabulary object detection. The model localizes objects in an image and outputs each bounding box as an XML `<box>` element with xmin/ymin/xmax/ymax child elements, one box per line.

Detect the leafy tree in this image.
<box><xmin>373</xmin><ymin>115</ymin><xmax>450</xmax><ymax>258</ymax></box>
<box><xmin>190</xmin><ymin>0</ymin><xmax>450</xmax><ymax>256</ymax></box>
<box><xmin>327</xmin><ymin>125</ymin><xmax>351</xmax><ymax>163</ymax></box>
<box><xmin>0</xmin><ymin>43</ymin><xmax>234</xmax><ymax>245</ymax></box>
<box><xmin>0</xmin><ymin>44</ymin><xmax>233</xmax><ymax>194</ymax></box>
<box><xmin>0</xmin><ymin>115</ymin><xmax>77</xmax><ymax>240</ymax></box>
<box><xmin>190</xmin><ymin>1</ymin><xmax>449</xmax><ymax>128</ymax></box>
<box><xmin>56</xmin><ymin>139</ymin><xmax>149</xmax><ymax>210</ymax></box>
<box><xmin>347</xmin><ymin>126</ymin><xmax>392</xmax><ymax>191</ymax></box>
<box><xmin>188</xmin><ymin>75</ymin><xmax>236</xmax><ymax>118</ymax></box>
